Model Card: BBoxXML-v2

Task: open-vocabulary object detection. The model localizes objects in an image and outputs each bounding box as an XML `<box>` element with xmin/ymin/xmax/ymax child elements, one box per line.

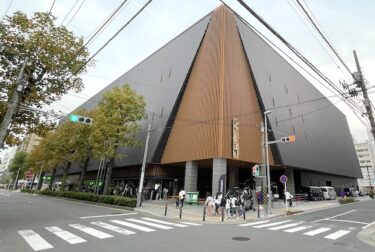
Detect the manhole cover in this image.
<box><xmin>232</xmin><ymin>237</ymin><xmax>250</xmax><ymax>241</ymax></box>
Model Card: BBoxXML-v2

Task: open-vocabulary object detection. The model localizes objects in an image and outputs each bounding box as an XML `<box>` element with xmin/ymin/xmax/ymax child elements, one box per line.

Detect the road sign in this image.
<box><xmin>280</xmin><ymin>175</ymin><xmax>288</xmax><ymax>184</ymax></box>
<box><xmin>252</xmin><ymin>165</ymin><xmax>260</xmax><ymax>177</ymax></box>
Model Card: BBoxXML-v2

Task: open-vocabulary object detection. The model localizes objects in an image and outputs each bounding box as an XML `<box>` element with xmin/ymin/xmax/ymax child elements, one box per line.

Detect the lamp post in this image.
<box><xmin>264</xmin><ymin>110</ymin><xmax>272</xmax><ymax>215</ymax></box>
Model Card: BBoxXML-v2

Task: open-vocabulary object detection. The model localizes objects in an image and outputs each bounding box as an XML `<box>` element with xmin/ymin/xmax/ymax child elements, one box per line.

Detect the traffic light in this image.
<box><xmin>68</xmin><ymin>114</ymin><xmax>92</xmax><ymax>125</ymax></box>
<box><xmin>252</xmin><ymin>164</ymin><xmax>260</xmax><ymax>177</ymax></box>
<box><xmin>281</xmin><ymin>135</ymin><xmax>296</xmax><ymax>142</ymax></box>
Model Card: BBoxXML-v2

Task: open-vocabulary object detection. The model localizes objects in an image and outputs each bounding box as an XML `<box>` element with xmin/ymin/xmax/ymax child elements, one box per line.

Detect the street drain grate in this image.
<box><xmin>333</xmin><ymin>242</ymin><xmax>348</xmax><ymax>247</ymax></box>
<box><xmin>232</xmin><ymin>237</ymin><xmax>250</xmax><ymax>241</ymax></box>
<box><xmin>111</xmin><ymin>213</ymin><xmax>123</xmax><ymax>215</ymax></box>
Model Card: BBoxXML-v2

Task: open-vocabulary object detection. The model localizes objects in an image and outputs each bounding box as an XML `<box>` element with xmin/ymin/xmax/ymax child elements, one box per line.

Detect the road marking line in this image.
<box><xmin>142</xmin><ymin>218</ymin><xmax>188</xmax><ymax>227</ymax></box>
<box><xmin>362</xmin><ymin>220</ymin><xmax>375</xmax><ymax>230</ymax></box>
<box><xmin>239</xmin><ymin>220</ymin><xmax>270</xmax><ymax>227</ymax></box>
<box><xmin>80</xmin><ymin>212</ymin><xmax>136</xmax><ymax>219</ymax></box>
<box><xmin>268</xmin><ymin>223</ymin><xmax>299</xmax><ymax>231</ymax></box>
<box><xmin>126</xmin><ymin>219</ymin><xmax>173</xmax><ymax>230</ymax></box>
<box><xmin>18</xmin><ymin>230</ymin><xmax>54</xmax><ymax>251</ymax></box>
<box><xmin>253</xmin><ymin>220</ymin><xmax>292</xmax><ymax>228</ymax></box>
<box><xmin>312</xmin><ymin>209</ymin><xmax>357</xmax><ymax>223</ymax></box>
<box><xmin>91</xmin><ymin>221</ymin><xmax>135</xmax><ymax>235</ymax></box>
<box><xmin>69</xmin><ymin>224</ymin><xmax>113</xmax><ymax>239</ymax></box>
<box><xmin>110</xmin><ymin>220</ymin><xmax>155</xmax><ymax>232</ymax></box>
<box><xmin>303</xmin><ymin>227</ymin><xmax>331</xmax><ymax>236</ymax></box>
<box><xmin>45</xmin><ymin>226</ymin><xmax>86</xmax><ymax>244</ymax></box>
<box><xmin>327</xmin><ymin>219</ymin><xmax>368</xmax><ymax>225</ymax></box>
<box><xmin>179</xmin><ymin>222</ymin><xmax>202</xmax><ymax>226</ymax></box>
<box><xmin>284</xmin><ymin>226</ymin><xmax>313</xmax><ymax>233</ymax></box>
<box><xmin>324</xmin><ymin>230</ymin><xmax>351</xmax><ymax>240</ymax></box>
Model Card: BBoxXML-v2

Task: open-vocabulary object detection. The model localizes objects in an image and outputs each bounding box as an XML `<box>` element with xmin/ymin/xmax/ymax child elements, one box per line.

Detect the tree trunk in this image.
<box><xmin>78</xmin><ymin>156</ymin><xmax>90</xmax><ymax>192</ymax></box>
<box><xmin>48</xmin><ymin>169</ymin><xmax>56</xmax><ymax>190</ymax></box>
<box><xmin>102</xmin><ymin>158</ymin><xmax>115</xmax><ymax>195</ymax></box>
<box><xmin>30</xmin><ymin>172</ymin><xmax>37</xmax><ymax>190</ymax></box>
<box><xmin>36</xmin><ymin>171</ymin><xmax>45</xmax><ymax>190</ymax></box>
<box><xmin>61</xmin><ymin>162</ymin><xmax>71</xmax><ymax>192</ymax></box>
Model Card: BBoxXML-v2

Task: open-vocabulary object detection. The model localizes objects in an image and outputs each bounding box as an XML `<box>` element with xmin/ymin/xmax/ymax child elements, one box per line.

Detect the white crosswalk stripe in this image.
<box><xmin>239</xmin><ymin>220</ymin><xmax>270</xmax><ymax>227</ymax></box>
<box><xmin>69</xmin><ymin>224</ymin><xmax>113</xmax><ymax>239</ymax></box>
<box><xmin>142</xmin><ymin>218</ymin><xmax>188</xmax><ymax>227</ymax></box>
<box><xmin>303</xmin><ymin>227</ymin><xmax>331</xmax><ymax>236</ymax></box>
<box><xmin>284</xmin><ymin>226</ymin><xmax>313</xmax><ymax>233</ymax></box>
<box><xmin>91</xmin><ymin>221</ymin><xmax>136</xmax><ymax>235</ymax></box>
<box><xmin>45</xmin><ymin>226</ymin><xmax>86</xmax><ymax>244</ymax></box>
<box><xmin>110</xmin><ymin>220</ymin><xmax>156</xmax><ymax>232</ymax></box>
<box><xmin>179</xmin><ymin>222</ymin><xmax>202</xmax><ymax>226</ymax></box>
<box><xmin>268</xmin><ymin>223</ymin><xmax>300</xmax><ymax>231</ymax></box>
<box><xmin>18</xmin><ymin>230</ymin><xmax>54</xmax><ymax>251</ymax></box>
<box><xmin>126</xmin><ymin>219</ymin><xmax>173</xmax><ymax>230</ymax></box>
<box><xmin>253</xmin><ymin>220</ymin><xmax>292</xmax><ymax>228</ymax></box>
<box><xmin>324</xmin><ymin>230</ymin><xmax>351</xmax><ymax>240</ymax></box>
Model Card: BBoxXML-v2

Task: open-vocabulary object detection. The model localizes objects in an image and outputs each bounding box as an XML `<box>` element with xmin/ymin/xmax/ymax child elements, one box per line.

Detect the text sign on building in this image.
<box><xmin>232</xmin><ymin>118</ymin><xmax>239</xmax><ymax>158</ymax></box>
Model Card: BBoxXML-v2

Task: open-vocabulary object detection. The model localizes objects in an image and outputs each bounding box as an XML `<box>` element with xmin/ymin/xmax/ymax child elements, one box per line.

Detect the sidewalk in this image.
<box><xmin>134</xmin><ymin>197</ymin><xmax>367</xmax><ymax>223</ymax></box>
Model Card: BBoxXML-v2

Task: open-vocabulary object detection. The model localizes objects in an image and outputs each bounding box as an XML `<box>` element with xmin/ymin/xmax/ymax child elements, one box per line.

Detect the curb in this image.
<box><xmin>357</xmin><ymin>225</ymin><xmax>375</xmax><ymax>247</ymax></box>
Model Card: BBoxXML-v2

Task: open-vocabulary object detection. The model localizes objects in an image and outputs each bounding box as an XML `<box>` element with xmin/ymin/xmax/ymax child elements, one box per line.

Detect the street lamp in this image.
<box><xmin>264</xmin><ymin>110</ymin><xmax>272</xmax><ymax>215</ymax></box>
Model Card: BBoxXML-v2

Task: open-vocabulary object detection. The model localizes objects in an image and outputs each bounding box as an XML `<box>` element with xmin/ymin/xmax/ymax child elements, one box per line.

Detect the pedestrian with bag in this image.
<box><xmin>178</xmin><ymin>188</ymin><xmax>186</xmax><ymax>208</ymax></box>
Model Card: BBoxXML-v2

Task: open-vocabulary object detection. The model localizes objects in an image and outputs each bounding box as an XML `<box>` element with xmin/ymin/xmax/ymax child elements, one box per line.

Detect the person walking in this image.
<box><xmin>225</xmin><ymin>196</ymin><xmax>231</xmax><ymax>219</ymax></box>
<box><xmin>285</xmin><ymin>191</ymin><xmax>293</xmax><ymax>207</ymax></box>
<box><xmin>205</xmin><ymin>193</ymin><xmax>214</xmax><ymax>216</ymax></box>
<box><xmin>178</xmin><ymin>188</ymin><xmax>186</xmax><ymax>208</ymax></box>
<box><xmin>163</xmin><ymin>187</ymin><xmax>168</xmax><ymax>200</ymax></box>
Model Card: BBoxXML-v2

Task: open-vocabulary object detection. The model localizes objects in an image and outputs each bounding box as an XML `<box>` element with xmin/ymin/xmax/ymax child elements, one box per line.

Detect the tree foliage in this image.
<box><xmin>91</xmin><ymin>84</ymin><xmax>147</xmax><ymax>160</ymax></box>
<box><xmin>9</xmin><ymin>151</ymin><xmax>28</xmax><ymax>179</ymax></box>
<box><xmin>0</xmin><ymin>11</ymin><xmax>92</xmax><ymax>146</ymax></box>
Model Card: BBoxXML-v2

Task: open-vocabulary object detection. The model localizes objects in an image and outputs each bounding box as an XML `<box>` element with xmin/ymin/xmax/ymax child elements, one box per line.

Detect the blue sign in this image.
<box><xmin>280</xmin><ymin>175</ymin><xmax>288</xmax><ymax>184</ymax></box>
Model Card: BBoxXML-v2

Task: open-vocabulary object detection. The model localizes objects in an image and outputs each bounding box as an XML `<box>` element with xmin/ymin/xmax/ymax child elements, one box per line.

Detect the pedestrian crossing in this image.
<box><xmin>239</xmin><ymin>219</ymin><xmax>353</xmax><ymax>241</ymax></box>
<box><xmin>17</xmin><ymin>217</ymin><xmax>202</xmax><ymax>251</ymax></box>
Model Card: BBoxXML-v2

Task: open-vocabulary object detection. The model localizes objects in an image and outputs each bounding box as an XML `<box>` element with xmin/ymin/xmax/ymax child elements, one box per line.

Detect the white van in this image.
<box><xmin>320</xmin><ymin>186</ymin><xmax>336</xmax><ymax>200</ymax></box>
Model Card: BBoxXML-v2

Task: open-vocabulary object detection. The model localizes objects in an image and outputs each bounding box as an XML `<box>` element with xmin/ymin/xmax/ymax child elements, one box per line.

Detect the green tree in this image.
<box><xmin>91</xmin><ymin>85</ymin><xmax>146</xmax><ymax>195</ymax></box>
<box><xmin>0</xmin><ymin>11</ymin><xmax>92</xmax><ymax>146</ymax></box>
<box><xmin>8</xmin><ymin>151</ymin><xmax>28</xmax><ymax>187</ymax></box>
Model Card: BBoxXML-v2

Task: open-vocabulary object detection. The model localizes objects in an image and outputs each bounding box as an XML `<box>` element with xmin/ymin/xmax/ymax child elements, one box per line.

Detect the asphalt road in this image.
<box><xmin>1</xmin><ymin>190</ymin><xmax>374</xmax><ymax>252</ymax></box>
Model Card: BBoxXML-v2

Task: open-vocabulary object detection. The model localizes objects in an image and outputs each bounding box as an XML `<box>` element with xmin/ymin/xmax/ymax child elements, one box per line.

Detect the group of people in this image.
<box><xmin>144</xmin><ymin>185</ymin><xmax>169</xmax><ymax>202</ymax></box>
<box><xmin>204</xmin><ymin>188</ymin><xmax>254</xmax><ymax>219</ymax></box>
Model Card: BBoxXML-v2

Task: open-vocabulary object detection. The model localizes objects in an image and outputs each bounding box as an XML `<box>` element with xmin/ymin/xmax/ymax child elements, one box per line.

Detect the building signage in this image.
<box><xmin>232</xmin><ymin>118</ymin><xmax>239</xmax><ymax>158</ymax></box>
<box><xmin>218</xmin><ymin>174</ymin><xmax>226</xmax><ymax>194</ymax></box>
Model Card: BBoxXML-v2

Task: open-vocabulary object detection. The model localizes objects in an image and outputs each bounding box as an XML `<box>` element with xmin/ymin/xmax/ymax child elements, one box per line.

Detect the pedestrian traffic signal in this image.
<box><xmin>281</xmin><ymin>135</ymin><xmax>296</xmax><ymax>142</ymax></box>
<box><xmin>252</xmin><ymin>164</ymin><xmax>260</xmax><ymax>177</ymax></box>
<box><xmin>68</xmin><ymin>114</ymin><xmax>92</xmax><ymax>125</ymax></box>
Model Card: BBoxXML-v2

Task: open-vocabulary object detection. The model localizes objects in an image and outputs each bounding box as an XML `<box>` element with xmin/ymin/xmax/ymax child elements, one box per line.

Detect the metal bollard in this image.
<box><xmin>221</xmin><ymin>207</ymin><xmax>224</xmax><ymax>222</ymax></box>
<box><xmin>203</xmin><ymin>206</ymin><xmax>206</xmax><ymax>222</ymax></box>
<box><xmin>243</xmin><ymin>208</ymin><xmax>246</xmax><ymax>220</ymax></box>
<box><xmin>179</xmin><ymin>207</ymin><xmax>182</xmax><ymax>219</ymax></box>
<box><xmin>164</xmin><ymin>202</ymin><xmax>168</xmax><ymax>216</ymax></box>
<box><xmin>257</xmin><ymin>204</ymin><xmax>260</xmax><ymax>218</ymax></box>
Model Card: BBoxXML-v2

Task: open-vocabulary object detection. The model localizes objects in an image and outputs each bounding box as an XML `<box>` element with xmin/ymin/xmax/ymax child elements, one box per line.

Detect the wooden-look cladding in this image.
<box><xmin>161</xmin><ymin>6</ymin><xmax>274</xmax><ymax>165</ymax></box>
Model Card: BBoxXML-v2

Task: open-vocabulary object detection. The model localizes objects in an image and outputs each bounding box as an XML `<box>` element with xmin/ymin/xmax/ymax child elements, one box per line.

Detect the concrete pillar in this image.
<box><xmin>184</xmin><ymin>161</ymin><xmax>198</xmax><ymax>192</ymax></box>
<box><xmin>228</xmin><ymin>166</ymin><xmax>239</xmax><ymax>190</ymax></box>
<box><xmin>212</xmin><ymin>158</ymin><xmax>227</xmax><ymax>195</ymax></box>
<box><xmin>285</xmin><ymin>167</ymin><xmax>295</xmax><ymax>195</ymax></box>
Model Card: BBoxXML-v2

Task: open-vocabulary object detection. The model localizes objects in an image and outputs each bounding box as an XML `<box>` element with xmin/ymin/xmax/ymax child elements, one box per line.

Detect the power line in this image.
<box><xmin>232</xmin><ymin>0</ymin><xmax>365</xmax><ymax>119</ymax></box>
<box><xmin>3</xmin><ymin>0</ymin><xmax>14</xmax><ymax>17</ymax></box>
<box><xmin>60</xmin><ymin>0</ymin><xmax>80</xmax><ymax>26</ymax></box>
<box><xmin>72</xmin><ymin>0</ymin><xmax>152</xmax><ymax>76</ymax></box>
<box><xmin>66</xmin><ymin>0</ymin><xmax>86</xmax><ymax>27</ymax></box>
<box><xmin>294</xmin><ymin>0</ymin><xmax>353</xmax><ymax>77</ymax></box>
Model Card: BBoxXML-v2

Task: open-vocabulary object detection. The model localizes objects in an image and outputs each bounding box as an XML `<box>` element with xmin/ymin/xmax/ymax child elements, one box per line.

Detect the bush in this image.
<box><xmin>338</xmin><ymin>196</ymin><xmax>356</xmax><ymax>204</ymax></box>
<box><xmin>22</xmin><ymin>190</ymin><xmax>136</xmax><ymax>207</ymax></box>
<box><xmin>369</xmin><ymin>191</ymin><xmax>374</xmax><ymax>199</ymax></box>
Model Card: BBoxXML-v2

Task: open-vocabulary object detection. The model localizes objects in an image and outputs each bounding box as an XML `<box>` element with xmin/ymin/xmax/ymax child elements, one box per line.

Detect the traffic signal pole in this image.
<box><xmin>0</xmin><ymin>58</ymin><xmax>28</xmax><ymax>148</ymax></box>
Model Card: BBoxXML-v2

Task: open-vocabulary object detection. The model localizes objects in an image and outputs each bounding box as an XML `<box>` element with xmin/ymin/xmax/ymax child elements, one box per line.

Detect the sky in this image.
<box><xmin>1</xmin><ymin>0</ymin><xmax>375</xmax><ymax>145</ymax></box>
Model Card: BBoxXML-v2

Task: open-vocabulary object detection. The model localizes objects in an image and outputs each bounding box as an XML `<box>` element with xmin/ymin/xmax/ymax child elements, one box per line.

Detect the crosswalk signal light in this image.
<box><xmin>252</xmin><ymin>164</ymin><xmax>260</xmax><ymax>177</ymax></box>
<box><xmin>69</xmin><ymin>114</ymin><xmax>92</xmax><ymax>125</ymax></box>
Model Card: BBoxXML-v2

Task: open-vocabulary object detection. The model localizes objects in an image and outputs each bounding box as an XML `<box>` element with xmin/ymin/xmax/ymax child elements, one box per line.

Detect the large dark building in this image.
<box><xmin>66</xmin><ymin>5</ymin><xmax>361</xmax><ymax>197</ymax></box>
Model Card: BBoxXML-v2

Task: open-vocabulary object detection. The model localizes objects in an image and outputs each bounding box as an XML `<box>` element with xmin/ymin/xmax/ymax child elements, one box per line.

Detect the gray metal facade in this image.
<box><xmin>236</xmin><ymin>17</ymin><xmax>361</xmax><ymax>178</ymax></box>
<box><xmin>71</xmin><ymin>15</ymin><xmax>211</xmax><ymax>172</ymax></box>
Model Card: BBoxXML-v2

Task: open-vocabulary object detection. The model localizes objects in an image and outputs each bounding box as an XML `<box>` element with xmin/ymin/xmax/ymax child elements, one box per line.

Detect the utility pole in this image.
<box><xmin>353</xmin><ymin>50</ymin><xmax>375</xmax><ymax>140</ymax></box>
<box><xmin>136</xmin><ymin>124</ymin><xmax>151</xmax><ymax>208</ymax></box>
<box><xmin>264</xmin><ymin>110</ymin><xmax>272</xmax><ymax>215</ymax></box>
<box><xmin>0</xmin><ymin>58</ymin><xmax>29</xmax><ymax>148</ymax></box>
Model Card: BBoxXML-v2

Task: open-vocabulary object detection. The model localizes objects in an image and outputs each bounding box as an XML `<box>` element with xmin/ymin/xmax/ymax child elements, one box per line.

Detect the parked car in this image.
<box><xmin>342</xmin><ymin>187</ymin><xmax>355</xmax><ymax>197</ymax></box>
<box><xmin>301</xmin><ymin>186</ymin><xmax>324</xmax><ymax>201</ymax></box>
<box><xmin>320</xmin><ymin>186</ymin><xmax>336</xmax><ymax>200</ymax></box>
